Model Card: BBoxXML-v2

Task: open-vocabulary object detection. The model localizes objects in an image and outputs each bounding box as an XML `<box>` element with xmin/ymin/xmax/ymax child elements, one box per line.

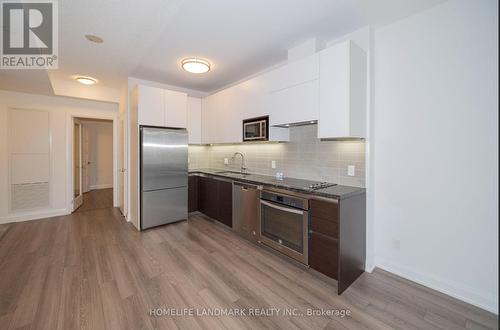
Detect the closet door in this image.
<box><xmin>9</xmin><ymin>108</ymin><xmax>50</xmax><ymax>212</ymax></box>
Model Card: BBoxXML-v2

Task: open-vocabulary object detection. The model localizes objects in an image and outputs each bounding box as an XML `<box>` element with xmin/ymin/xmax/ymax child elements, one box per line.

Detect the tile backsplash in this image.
<box><xmin>187</xmin><ymin>145</ymin><xmax>210</xmax><ymax>169</ymax></box>
<box><xmin>188</xmin><ymin>125</ymin><xmax>365</xmax><ymax>187</ymax></box>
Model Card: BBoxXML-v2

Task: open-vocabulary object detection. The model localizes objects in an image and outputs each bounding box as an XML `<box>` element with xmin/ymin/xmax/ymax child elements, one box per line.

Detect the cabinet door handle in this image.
<box><xmin>260</xmin><ymin>200</ymin><xmax>304</xmax><ymax>215</ymax></box>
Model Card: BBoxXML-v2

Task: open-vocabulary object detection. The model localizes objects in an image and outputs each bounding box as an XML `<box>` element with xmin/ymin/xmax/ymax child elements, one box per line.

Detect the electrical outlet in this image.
<box><xmin>224</xmin><ymin>158</ymin><xmax>229</xmax><ymax>165</ymax></box>
<box><xmin>347</xmin><ymin>165</ymin><xmax>355</xmax><ymax>176</ymax></box>
<box><xmin>271</xmin><ymin>160</ymin><xmax>276</xmax><ymax>169</ymax></box>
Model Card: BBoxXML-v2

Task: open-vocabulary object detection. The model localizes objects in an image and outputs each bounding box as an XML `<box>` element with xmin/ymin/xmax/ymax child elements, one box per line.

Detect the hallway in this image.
<box><xmin>74</xmin><ymin>188</ymin><xmax>113</xmax><ymax>213</ymax></box>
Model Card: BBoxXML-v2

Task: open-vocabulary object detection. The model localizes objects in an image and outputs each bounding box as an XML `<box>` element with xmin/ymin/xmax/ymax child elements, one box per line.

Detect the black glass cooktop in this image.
<box><xmin>264</xmin><ymin>177</ymin><xmax>337</xmax><ymax>191</ymax></box>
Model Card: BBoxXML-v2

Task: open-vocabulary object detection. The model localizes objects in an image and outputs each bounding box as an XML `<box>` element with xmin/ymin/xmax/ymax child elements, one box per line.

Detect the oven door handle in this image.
<box><xmin>260</xmin><ymin>200</ymin><xmax>304</xmax><ymax>215</ymax></box>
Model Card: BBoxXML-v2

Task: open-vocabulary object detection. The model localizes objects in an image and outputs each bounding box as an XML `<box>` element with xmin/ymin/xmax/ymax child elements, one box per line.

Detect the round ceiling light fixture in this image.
<box><xmin>181</xmin><ymin>57</ymin><xmax>211</xmax><ymax>74</ymax></box>
<box><xmin>75</xmin><ymin>76</ymin><xmax>97</xmax><ymax>85</ymax></box>
<box><xmin>85</xmin><ymin>34</ymin><xmax>104</xmax><ymax>43</ymax></box>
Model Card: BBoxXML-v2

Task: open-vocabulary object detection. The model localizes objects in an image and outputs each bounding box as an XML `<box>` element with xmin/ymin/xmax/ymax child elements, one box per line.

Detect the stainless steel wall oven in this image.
<box><xmin>259</xmin><ymin>189</ymin><xmax>309</xmax><ymax>264</ymax></box>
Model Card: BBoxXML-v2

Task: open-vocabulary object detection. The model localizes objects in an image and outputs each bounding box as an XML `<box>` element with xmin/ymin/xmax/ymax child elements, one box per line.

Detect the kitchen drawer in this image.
<box><xmin>310</xmin><ymin>198</ymin><xmax>338</xmax><ymax>221</ymax></box>
<box><xmin>310</xmin><ymin>216</ymin><xmax>338</xmax><ymax>238</ymax></box>
<box><xmin>309</xmin><ymin>231</ymin><xmax>338</xmax><ymax>280</ymax></box>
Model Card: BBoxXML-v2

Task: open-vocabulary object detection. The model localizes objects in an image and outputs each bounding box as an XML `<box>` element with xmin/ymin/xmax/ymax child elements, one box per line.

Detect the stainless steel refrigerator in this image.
<box><xmin>140</xmin><ymin>126</ymin><xmax>188</xmax><ymax>230</ymax></box>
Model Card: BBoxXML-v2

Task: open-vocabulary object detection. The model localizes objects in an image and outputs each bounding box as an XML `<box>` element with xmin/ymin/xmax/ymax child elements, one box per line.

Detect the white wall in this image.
<box><xmin>0</xmin><ymin>90</ymin><xmax>118</xmax><ymax>223</ymax></box>
<box><xmin>372</xmin><ymin>0</ymin><xmax>498</xmax><ymax>313</ymax></box>
<box><xmin>82</xmin><ymin>120</ymin><xmax>114</xmax><ymax>190</ymax></box>
<box><xmin>127</xmin><ymin>77</ymin><xmax>209</xmax><ymax>98</ymax></box>
<box><xmin>118</xmin><ymin>84</ymin><xmax>128</xmax><ymax>218</ymax></box>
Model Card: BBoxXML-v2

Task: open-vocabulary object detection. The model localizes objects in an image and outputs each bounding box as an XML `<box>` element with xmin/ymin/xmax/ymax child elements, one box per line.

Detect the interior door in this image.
<box><xmin>73</xmin><ymin>121</ymin><xmax>83</xmax><ymax>211</ymax></box>
<box><xmin>81</xmin><ymin>124</ymin><xmax>90</xmax><ymax>193</ymax></box>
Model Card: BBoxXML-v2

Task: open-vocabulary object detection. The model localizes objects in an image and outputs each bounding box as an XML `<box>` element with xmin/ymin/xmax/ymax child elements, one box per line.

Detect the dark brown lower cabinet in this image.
<box><xmin>188</xmin><ymin>175</ymin><xmax>199</xmax><ymax>212</ymax></box>
<box><xmin>218</xmin><ymin>180</ymin><xmax>233</xmax><ymax>227</ymax></box>
<box><xmin>309</xmin><ymin>193</ymin><xmax>366</xmax><ymax>294</ymax></box>
<box><xmin>191</xmin><ymin>173</ymin><xmax>364</xmax><ymax>294</ymax></box>
<box><xmin>192</xmin><ymin>175</ymin><xmax>232</xmax><ymax>228</ymax></box>
<box><xmin>199</xmin><ymin>176</ymin><xmax>219</xmax><ymax>219</ymax></box>
<box><xmin>309</xmin><ymin>231</ymin><xmax>338</xmax><ymax>279</ymax></box>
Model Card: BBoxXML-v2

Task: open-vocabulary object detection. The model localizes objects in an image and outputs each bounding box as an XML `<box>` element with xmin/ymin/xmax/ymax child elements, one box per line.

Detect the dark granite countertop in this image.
<box><xmin>189</xmin><ymin>168</ymin><xmax>365</xmax><ymax>200</ymax></box>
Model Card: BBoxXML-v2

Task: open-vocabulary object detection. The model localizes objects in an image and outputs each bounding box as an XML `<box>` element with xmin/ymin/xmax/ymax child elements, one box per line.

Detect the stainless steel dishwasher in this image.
<box><xmin>232</xmin><ymin>181</ymin><xmax>261</xmax><ymax>243</ymax></box>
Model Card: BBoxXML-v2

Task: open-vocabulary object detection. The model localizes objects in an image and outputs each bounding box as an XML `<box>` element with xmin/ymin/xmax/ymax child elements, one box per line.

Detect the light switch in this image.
<box><xmin>224</xmin><ymin>158</ymin><xmax>229</xmax><ymax>165</ymax></box>
<box><xmin>347</xmin><ymin>165</ymin><xmax>355</xmax><ymax>176</ymax></box>
<box><xmin>271</xmin><ymin>160</ymin><xmax>276</xmax><ymax>169</ymax></box>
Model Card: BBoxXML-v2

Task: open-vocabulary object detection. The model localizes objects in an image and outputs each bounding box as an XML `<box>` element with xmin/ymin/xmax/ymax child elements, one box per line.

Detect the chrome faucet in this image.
<box><xmin>232</xmin><ymin>152</ymin><xmax>247</xmax><ymax>174</ymax></box>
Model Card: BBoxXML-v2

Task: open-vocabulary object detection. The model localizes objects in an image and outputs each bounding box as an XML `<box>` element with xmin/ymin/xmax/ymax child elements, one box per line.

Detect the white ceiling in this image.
<box><xmin>0</xmin><ymin>0</ymin><xmax>446</xmax><ymax>100</ymax></box>
<box><xmin>131</xmin><ymin>0</ymin><xmax>446</xmax><ymax>93</ymax></box>
<box><xmin>0</xmin><ymin>70</ymin><xmax>53</xmax><ymax>95</ymax></box>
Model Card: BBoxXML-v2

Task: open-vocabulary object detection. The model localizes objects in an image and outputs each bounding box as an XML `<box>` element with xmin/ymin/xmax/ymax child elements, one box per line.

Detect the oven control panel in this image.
<box><xmin>260</xmin><ymin>190</ymin><xmax>308</xmax><ymax>210</ymax></box>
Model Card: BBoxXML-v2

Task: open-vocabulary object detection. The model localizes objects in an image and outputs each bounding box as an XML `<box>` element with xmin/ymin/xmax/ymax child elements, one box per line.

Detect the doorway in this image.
<box><xmin>72</xmin><ymin>117</ymin><xmax>114</xmax><ymax>213</ymax></box>
<box><xmin>73</xmin><ymin>120</ymin><xmax>83</xmax><ymax>211</ymax></box>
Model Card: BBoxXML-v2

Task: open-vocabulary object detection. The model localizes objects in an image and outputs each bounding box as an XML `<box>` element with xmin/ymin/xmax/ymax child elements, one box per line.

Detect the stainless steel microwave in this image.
<box><xmin>243</xmin><ymin>116</ymin><xmax>269</xmax><ymax>141</ymax></box>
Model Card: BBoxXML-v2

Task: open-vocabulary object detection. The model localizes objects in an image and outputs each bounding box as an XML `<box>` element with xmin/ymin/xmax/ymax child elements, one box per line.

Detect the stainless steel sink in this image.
<box><xmin>215</xmin><ymin>171</ymin><xmax>252</xmax><ymax>177</ymax></box>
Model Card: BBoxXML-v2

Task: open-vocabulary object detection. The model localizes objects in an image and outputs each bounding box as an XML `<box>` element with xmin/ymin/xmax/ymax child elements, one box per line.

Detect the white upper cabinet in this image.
<box><xmin>318</xmin><ymin>40</ymin><xmax>367</xmax><ymax>139</ymax></box>
<box><xmin>268</xmin><ymin>79</ymin><xmax>319</xmax><ymax>126</ymax></box>
<box><xmin>267</xmin><ymin>54</ymin><xmax>319</xmax><ymax>92</ymax></box>
<box><xmin>266</xmin><ymin>54</ymin><xmax>320</xmax><ymax>126</ymax></box>
<box><xmin>203</xmin><ymin>91</ymin><xmax>242</xmax><ymax>144</ymax></box>
<box><xmin>201</xmin><ymin>76</ymin><xmax>289</xmax><ymax>144</ymax></box>
<box><xmin>164</xmin><ymin>89</ymin><xmax>187</xmax><ymax>128</ymax></box>
<box><xmin>136</xmin><ymin>85</ymin><xmax>187</xmax><ymax>128</ymax></box>
<box><xmin>198</xmin><ymin>53</ymin><xmax>321</xmax><ymax>143</ymax></box>
<box><xmin>201</xmin><ymin>97</ymin><xmax>211</xmax><ymax>144</ymax></box>
<box><xmin>137</xmin><ymin>85</ymin><xmax>164</xmax><ymax>126</ymax></box>
<box><xmin>187</xmin><ymin>97</ymin><xmax>202</xmax><ymax>144</ymax></box>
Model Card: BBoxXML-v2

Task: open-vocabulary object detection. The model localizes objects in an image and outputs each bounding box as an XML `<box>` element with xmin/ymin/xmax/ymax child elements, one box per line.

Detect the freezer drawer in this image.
<box><xmin>141</xmin><ymin>187</ymin><xmax>187</xmax><ymax>229</ymax></box>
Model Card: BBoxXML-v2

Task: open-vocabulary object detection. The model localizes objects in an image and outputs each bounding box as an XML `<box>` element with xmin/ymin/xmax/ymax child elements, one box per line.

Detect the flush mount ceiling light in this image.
<box><xmin>85</xmin><ymin>34</ymin><xmax>104</xmax><ymax>43</ymax></box>
<box><xmin>181</xmin><ymin>57</ymin><xmax>211</xmax><ymax>74</ymax></box>
<box><xmin>75</xmin><ymin>76</ymin><xmax>97</xmax><ymax>85</ymax></box>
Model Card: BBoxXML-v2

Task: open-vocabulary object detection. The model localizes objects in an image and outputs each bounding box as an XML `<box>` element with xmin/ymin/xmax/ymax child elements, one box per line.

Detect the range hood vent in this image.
<box><xmin>273</xmin><ymin>120</ymin><xmax>317</xmax><ymax>128</ymax></box>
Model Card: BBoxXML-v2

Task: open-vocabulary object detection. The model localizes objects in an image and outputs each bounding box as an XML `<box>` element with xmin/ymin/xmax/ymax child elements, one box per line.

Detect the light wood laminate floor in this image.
<box><xmin>0</xmin><ymin>223</ymin><xmax>10</xmax><ymax>241</ymax></box>
<box><xmin>0</xmin><ymin>208</ymin><xmax>496</xmax><ymax>330</ymax></box>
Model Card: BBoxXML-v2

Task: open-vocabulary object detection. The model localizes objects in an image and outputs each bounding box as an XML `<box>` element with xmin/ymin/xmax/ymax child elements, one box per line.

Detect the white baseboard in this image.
<box><xmin>365</xmin><ymin>261</ymin><xmax>376</xmax><ymax>273</ymax></box>
<box><xmin>0</xmin><ymin>208</ymin><xmax>69</xmax><ymax>224</ymax></box>
<box><xmin>375</xmin><ymin>257</ymin><xmax>498</xmax><ymax>315</ymax></box>
<box><xmin>89</xmin><ymin>183</ymin><xmax>113</xmax><ymax>190</ymax></box>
